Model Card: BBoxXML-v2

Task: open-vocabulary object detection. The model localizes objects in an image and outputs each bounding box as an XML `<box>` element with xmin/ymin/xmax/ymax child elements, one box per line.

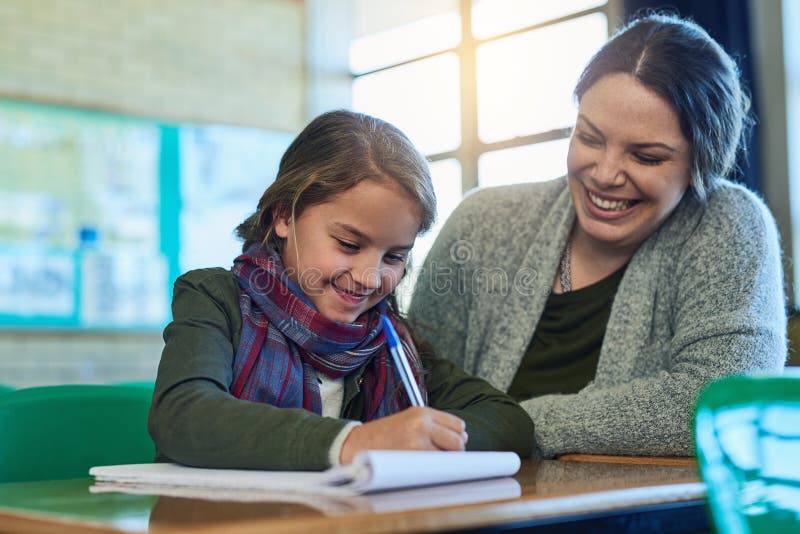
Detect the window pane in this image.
<box><xmin>476</xmin><ymin>13</ymin><xmax>607</xmax><ymax>143</ymax></box>
<box><xmin>478</xmin><ymin>138</ymin><xmax>569</xmax><ymax>188</ymax></box>
<box><xmin>350</xmin><ymin>0</ymin><xmax>460</xmax><ymax>74</ymax></box>
<box><xmin>352</xmin><ymin>53</ymin><xmax>461</xmax><ymax>155</ymax></box>
<box><xmin>413</xmin><ymin>158</ymin><xmax>463</xmax><ymax>267</ymax></box>
<box><xmin>471</xmin><ymin>0</ymin><xmax>607</xmax><ymax>40</ymax></box>
<box><xmin>398</xmin><ymin>158</ymin><xmax>462</xmax><ymax>310</ymax></box>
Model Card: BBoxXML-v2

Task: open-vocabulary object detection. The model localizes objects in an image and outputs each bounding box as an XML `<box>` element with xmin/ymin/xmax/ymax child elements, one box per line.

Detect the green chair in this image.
<box><xmin>112</xmin><ymin>380</ymin><xmax>155</xmax><ymax>389</ymax></box>
<box><xmin>0</xmin><ymin>384</ymin><xmax>155</xmax><ymax>483</ymax></box>
<box><xmin>694</xmin><ymin>372</ymin><xmax>800</xmax><ymax>533</ymax></box>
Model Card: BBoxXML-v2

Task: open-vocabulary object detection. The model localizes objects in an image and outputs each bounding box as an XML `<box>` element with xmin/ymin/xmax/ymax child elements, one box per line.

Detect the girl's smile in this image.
<box><xmin>274</xmin><ymin>178</ymin><xmax>421</xmax><ymax>323</ymax></box>
<box><xmin>331</xmin><ymin>279</ymin><xmax>372</xmax><ymax>304</ymax></box>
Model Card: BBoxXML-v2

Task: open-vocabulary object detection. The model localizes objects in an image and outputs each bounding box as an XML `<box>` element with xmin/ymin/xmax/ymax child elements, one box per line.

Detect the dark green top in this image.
<box><xmin>148</xmin><ymin>268</ymin><xmax>534</xmax><ymax>471</ymax></box>
<box><xmin>507</xmin><ymin>266</ymin><xmax>626</xmax><ymax>401</ymax></box>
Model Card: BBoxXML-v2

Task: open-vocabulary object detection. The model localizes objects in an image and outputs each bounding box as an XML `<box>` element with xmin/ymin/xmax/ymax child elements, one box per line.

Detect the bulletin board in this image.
<box><xmin>0</xmin><ymin>98</ymin><xmax>292</xmax><ymax>331</ymax></box>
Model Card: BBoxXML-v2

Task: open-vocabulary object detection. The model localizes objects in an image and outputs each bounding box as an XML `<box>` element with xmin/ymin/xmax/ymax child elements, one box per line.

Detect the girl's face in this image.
<box><xmin>567</xmin><ymin>73</ymin><xmax>692</xmax><ymax>255</ymax></box>
<box><xmin>274</xmin><ymin>179</ymin><xmax>421</xmax><ymax>323</ymax></box>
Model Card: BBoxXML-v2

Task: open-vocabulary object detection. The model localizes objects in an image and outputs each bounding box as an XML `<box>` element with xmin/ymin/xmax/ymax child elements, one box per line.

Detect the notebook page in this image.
<box><xmin>90</xmin><ymin>451</ymin><xmax>521</xmax><ymax>496</ymax></box>
<box><xmin>348</xmin><ymin>450</ymin><xmax>521</xmax><ymax>493</ymax></box>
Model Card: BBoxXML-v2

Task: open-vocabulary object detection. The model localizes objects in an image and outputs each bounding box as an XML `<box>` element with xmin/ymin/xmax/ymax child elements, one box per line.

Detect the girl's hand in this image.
<box><xmin>339</xmin><ymin>407</ymin><xmax>468</xmax><ymax>464</ymax></box>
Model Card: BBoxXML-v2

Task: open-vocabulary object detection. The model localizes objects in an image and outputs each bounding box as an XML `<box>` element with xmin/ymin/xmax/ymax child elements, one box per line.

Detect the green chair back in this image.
<box><xmin>0</xmin><ymin>384</ymin><xmax>14</xmax><ymax>395</ymax></box>
<box><xmin>694</xmin><ymin>372</ymin><xmax>800</xmax><ymax>533</ymax></box>
<box><xmin>113</xmin><ymin>380</ymin><xmax>156</xmax><ymax>388</ymax></box>
<box><xmin>0</xmin><ymin>384</ymin><xmax>156</xmax><ymax>483</ymax></box>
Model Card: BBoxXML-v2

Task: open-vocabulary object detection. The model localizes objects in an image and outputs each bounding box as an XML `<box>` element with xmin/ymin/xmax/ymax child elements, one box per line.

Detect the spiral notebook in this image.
<box><xmin>90</xmin><ymin>450</ymin><xmax>521</xmax><ymax>496</ymax></box>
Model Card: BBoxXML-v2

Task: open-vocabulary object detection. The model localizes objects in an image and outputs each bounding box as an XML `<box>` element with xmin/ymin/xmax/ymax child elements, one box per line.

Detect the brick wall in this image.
<box><xmin>0</xmin><ymin>0</ymin><xmax>311</xmax><ymax>388</ymax></box>
<box><xmin>0</xmin><ymin>0</ymin><xmax>305</xmax><ymax>131</ymax></box>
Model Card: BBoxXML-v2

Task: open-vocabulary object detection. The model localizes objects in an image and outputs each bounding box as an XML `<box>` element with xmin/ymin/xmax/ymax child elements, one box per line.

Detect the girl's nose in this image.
<box><xmin>350</xmin><ymin>257</ymin><xmax>382</xmax><ymax>291</ymax></box>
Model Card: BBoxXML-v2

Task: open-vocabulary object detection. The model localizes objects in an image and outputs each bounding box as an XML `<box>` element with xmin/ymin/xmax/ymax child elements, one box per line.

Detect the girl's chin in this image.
<box><xmin>318</xmin><ymin>300</ymin><xmax>372</xmax><ymax>324</ymax></box>
<box><xmin>319</xmin><ymin>310</ymin><xmax>359</xmax><ymax>324</ymax></box>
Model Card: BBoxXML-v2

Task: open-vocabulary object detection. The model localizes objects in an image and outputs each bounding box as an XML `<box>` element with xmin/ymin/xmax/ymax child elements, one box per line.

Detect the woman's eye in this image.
<box><xmin>384</xmin><ymin>254</ymin><xmax>407</xmax><ymax>264</ymax></box>
<box><xmin>578</xmin><ymin>133</ymin><xmax>600</xmax><ymax>146</ymax></box>
<box><xmin>634</xmin><ymin>153</ymin><xmax>664</xmax><ymax>165</ymax></box>
<box><xmin>336</xmin><ymin>239</ymin><xmax>359</xmax><ymax>251</ymax></box>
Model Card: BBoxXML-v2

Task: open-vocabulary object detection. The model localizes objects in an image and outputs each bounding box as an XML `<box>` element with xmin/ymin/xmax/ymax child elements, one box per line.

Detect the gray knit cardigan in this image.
<box><xmin>408</xmin><ymin>177</ymin><xmax>787</xmax><ymax>458</ymax></box>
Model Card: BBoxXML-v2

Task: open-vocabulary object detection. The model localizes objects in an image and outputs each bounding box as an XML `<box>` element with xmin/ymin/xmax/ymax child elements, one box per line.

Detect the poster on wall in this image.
<box><xmin>0</xmin><ymin>248</ymin><xmax>75</xmax><ymax>321</ymax></box>
<box><xmin>179</xmin><ymin>124</ymin><xmax>293</xmax><ymax>272</ymax></box>
<box><xmin>0</xmin><ymin>98</ymin><xmax>292</xmax><ymax>331</ymax></box>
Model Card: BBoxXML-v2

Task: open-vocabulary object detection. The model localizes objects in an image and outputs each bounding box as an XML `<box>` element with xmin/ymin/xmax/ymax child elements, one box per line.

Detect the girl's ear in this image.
<box><xmin>272</xmin><ymin>205</ymin><xmax>291</xmax><ymax>239</ymax></box>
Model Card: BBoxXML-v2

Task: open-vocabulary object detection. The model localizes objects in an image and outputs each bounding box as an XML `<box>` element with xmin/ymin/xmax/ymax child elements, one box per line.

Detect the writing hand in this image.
<box><xmin>339</xmin><ymin>407</ymin><xmax>468</xmax><ymax>464</ymax></box>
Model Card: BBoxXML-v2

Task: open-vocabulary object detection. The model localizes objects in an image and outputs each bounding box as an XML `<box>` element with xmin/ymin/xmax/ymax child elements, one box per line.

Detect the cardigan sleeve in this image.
<box><xmin>521</xmin><ymin>188</ymin><xmax>787</xmax><ymax>457</ymax></box>
<box><xmin>148</xmin><ymin>269</ymin><xmax>349</xmax><ymax>470</ymax></box>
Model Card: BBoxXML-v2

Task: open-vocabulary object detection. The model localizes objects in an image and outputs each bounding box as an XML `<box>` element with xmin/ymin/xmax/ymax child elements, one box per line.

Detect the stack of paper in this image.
<box><xmin>90</xmin><ymin>450</ymin><xmax>521</xmax><ymax>496</ymax></box>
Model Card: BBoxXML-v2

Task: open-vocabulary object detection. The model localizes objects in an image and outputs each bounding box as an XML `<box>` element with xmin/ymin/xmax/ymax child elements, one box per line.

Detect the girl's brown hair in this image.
<box><xmin>236</xmin><ymin>110</ymin><xmax>436</xmax><ymax>252</ymax></box>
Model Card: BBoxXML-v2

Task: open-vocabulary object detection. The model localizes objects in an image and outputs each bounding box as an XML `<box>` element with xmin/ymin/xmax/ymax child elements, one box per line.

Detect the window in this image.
<box><xmin>350</xmin><ymin>0</ymin><xmax>613</xmax><ymax>273</ymax></box>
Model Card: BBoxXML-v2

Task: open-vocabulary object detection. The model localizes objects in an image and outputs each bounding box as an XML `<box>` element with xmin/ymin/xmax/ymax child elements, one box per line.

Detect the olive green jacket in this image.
<box><xmin>148</xmin><ymin>268</ymin><xmax>534</xmax><ymax>470</ymax></box>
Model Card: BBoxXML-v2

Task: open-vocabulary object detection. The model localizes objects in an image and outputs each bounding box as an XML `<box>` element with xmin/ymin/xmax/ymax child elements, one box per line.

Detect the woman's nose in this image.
<box><xmin>592</xmin><ymin>150</ymin><xmax>626</xmax><ymax>188</ymax></box>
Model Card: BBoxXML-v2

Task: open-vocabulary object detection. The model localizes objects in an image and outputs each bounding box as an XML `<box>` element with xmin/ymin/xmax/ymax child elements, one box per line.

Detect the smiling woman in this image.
<box><xmin>409</xmin><ymin>13</ymin><xmax>787</xmax><ymax>458</ymax></box>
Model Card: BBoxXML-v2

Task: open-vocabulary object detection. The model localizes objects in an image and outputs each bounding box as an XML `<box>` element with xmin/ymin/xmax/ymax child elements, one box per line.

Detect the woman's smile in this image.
<box><xmin>581</xmin><ymin>183</ymin><xmax>640</xmax><ymax>220</ymax></box>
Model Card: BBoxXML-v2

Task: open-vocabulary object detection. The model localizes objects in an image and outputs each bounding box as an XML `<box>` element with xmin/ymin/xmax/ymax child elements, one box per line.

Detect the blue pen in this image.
<box><xmin>380</xmin><ymin>315</ymin><xmax>425</xmax><ymax>407</ymax></box>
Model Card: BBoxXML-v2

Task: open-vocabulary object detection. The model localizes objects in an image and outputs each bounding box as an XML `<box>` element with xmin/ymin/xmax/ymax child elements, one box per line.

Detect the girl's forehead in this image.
<box><xmin>303</xmin><ymin>180</ymin><xmax>422</xmax><ymax>243</ymax></box>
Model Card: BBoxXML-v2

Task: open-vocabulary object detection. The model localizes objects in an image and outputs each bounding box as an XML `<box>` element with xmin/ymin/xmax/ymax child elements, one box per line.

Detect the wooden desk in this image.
<box><xmin>0</xmin><ymin>458</ymin><xmax>707</xmax><ymax>534</ymax></box>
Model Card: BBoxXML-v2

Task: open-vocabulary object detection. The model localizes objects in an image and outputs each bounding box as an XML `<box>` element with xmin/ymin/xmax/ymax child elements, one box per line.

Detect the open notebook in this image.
<box><xmin>90</xmin><ymin>450</ymin><xmax>521</xmax><ymax>496</ymax></box>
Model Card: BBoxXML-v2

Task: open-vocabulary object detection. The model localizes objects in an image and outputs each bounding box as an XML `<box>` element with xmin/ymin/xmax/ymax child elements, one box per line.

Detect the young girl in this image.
<box><xmin>148</xmin><ymin>110</ymin><xmax>534</xmax><ymax>470</ymax></box>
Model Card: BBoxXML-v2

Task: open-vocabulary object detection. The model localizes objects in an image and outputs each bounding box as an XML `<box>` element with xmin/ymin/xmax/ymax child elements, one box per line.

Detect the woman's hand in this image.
<box><xmin>339</xmin><ymin>407</ymin><xmax>468</xmax><ymax>464</ymax></box>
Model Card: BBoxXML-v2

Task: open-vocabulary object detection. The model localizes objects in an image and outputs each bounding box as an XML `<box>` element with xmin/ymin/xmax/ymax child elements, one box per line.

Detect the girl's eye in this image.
<box><xmin>336</xmin><ymin>239</ymin><xmax>359</xmax><ymax>251</ymax></box>
<box><xmin>634</xmin><ymin>153</ymin><xmax>664</xmax><ymax>165</ymax></box>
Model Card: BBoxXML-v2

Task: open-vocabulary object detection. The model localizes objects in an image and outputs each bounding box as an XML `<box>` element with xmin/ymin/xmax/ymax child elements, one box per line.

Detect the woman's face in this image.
<box><xmin>567</xmin><ymin>73</ymin><xmax>692</xmax><ymax>254</ymax></box>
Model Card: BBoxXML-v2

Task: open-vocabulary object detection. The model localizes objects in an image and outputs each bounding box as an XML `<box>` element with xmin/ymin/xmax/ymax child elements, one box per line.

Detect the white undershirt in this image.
<box><xmin>317</xmin><ymin>371</ymin><xmax>345</xmax><ymax>418</ymax></box>
<box><xmin>315</xmin><ymin>371</ymin><xmax>360</xmax><ymax>466</ymax></box>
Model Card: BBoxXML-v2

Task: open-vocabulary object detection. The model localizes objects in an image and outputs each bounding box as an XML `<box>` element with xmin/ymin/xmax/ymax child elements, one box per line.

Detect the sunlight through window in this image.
<box><xmin>349</xmin><ymin>0</ymin><xmax>460</xmax><ymax>74</ymax></box>
<box><xmin>479</xmin><ymin>138</ymin><xmax>570</xmax><ymax>188</ymax></box>
<box><xmin>476</xmin><ymin>13</ymin><xmax>607</xmax><ymax>143</ymax></box>
<box><xmin>352</xmin><ymin>53</ymin><xmax>461</xmax><ymax>155</ymax></box>
<box><xmin>471</xmin><ymin>0</ymin><xmax>607</xmax><ymax>39</ymax></box>
<box><xmin>350</xmin><ymin>12</ymin><xmax>461</xmax><ymax>74</ymax></box>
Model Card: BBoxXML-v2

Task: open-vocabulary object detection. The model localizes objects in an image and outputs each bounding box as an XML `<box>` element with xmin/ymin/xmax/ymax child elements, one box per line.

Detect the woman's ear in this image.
<box><xmin>272</xmin><ymin>206</ymin><xmax>291</xmax><ymax>239</ymax></box>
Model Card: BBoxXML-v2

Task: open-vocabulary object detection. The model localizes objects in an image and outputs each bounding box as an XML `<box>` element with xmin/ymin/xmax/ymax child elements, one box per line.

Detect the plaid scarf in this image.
<box><xmin>229</xmin><ymin>245</ymin><xmax>426</xmax><ymax>421</ymax></box>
